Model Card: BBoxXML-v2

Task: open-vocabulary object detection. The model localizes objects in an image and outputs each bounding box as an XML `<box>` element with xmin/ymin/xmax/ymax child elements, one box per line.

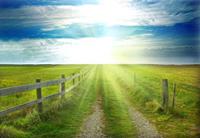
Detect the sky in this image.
<box><xmin>0</xmin><ymin>0</ymin><xmax>199</xmax><ymax>64</ymax></box>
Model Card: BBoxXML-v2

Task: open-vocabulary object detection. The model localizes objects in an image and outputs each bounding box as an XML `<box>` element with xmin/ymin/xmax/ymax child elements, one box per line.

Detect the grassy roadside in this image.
<box><xmin>108</xmin><ymin>65</ymin><xmax>200</xmax><ymax>138</ymax></box>
<box><xmin>0</xmin><ymin>66</ymin><xmax>98</xmax><ymax>138</ymax></box>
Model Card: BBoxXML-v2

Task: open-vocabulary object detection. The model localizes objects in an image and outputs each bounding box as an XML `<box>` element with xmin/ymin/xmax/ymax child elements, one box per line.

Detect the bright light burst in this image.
<box><xmin>64</xmin><ymin>37</ymin><xmax>116</xmax><ymax>64</ymax></box>
<box><xmin>81</xmin><ymin>0</ymin><xmax>132</xmax><ymax>26</ymax></box>
<box><xmin>69</xmin><ymin>0</ymin><xmax>131</xmax><ymax>63</ymax></box>
<box><xmin>96</xmin><ymin>0</ymin><xmax>131</xmax><ymax>26</ymax></box>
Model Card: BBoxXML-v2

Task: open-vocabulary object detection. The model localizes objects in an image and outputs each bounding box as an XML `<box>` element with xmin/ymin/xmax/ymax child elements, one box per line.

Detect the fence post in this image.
<box><xmin>60</xmin><ymin>74</ymin><xmax>65</xmax><ymax>98</ymax></box>
<box><xmin>162</xmin><ymin>79</ymin><xmax>169</xmax><ymax>112</ymax></box>
<box><xmin>79</xmin><ymin>72</ymin><xmax>81</xmax><ymax>82</ymax></box>
<box><xmin>36</xmin><ymin>79</ymin><xmax>43</xmax><ymax>113</ymax></box>
<box><xmin>84</xmin><ymin>72</ymin><xmax>86</xmax><ymax>79</ymax></box>
<box><xmin>82</xmin><ymin>73</ymin><xmax>84</xmax><ymax>79</ymax></box>
<box><xmin>133</xmin><ymin>73</ymin><xmax>136</xmax><ymax>87</ymax></box>
<box><xmin>172</xmin><ymin>83</ymin><xmax>176</xmax><ymax>111</ymax></box>
<box><xmin>72</xmin><ymin>73</ymin><xmax>75</xmax><ymax>85</ymax></box>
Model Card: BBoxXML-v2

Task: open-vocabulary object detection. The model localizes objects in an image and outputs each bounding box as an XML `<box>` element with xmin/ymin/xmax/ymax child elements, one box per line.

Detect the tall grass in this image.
<box><xmin>107</xmin><ymin>65</ymin><xmax>200</xmax><ymax>138</ymax></box>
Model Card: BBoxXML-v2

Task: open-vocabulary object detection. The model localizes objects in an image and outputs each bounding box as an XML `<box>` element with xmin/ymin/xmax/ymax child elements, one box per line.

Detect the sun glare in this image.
<box><xmin>61</xmin><ymin>37</ymin><xmax>116</xmax><ymax>64</ymax></box>
<box><xmin>57</xmin><ymin>0</ymin><xmax>136</xmax><ymax>64</ymax></box>
<box><xmin>100</xmin><ymin>0</ymin><xmax>132</xmax><ymax>26</ymax></box>
<box><xmin>90</xmin><ymin>37</ymin><xmax>115</xmax><ymax>64</ymax></box>
<box><xmin>81</xmin><ymin>0</ymin><xmax>131</xmax><ymax>26</ymax></box>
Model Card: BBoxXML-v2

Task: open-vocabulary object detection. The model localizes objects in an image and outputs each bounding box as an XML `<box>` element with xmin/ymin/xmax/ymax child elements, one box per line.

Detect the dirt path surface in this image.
<box><xmin>128</xmin><ymin>106</ymin><xmax>162</xmax><ymax>138</ymax></box>
<box><xmin>76</xmin><ymin>99</ymin><xmax>106</xmax><ymax>138</ymax></box>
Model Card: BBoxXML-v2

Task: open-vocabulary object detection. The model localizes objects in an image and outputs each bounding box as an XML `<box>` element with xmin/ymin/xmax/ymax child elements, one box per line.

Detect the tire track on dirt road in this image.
<box><xmin>77</xmin><ymin>67</ymin><xmax>106</xmax><ymax>138</ymax></box>
<box><xmin>109</xmin><ymin>66</ymin><xmax>163</xmax><ymax>138</ymax></box>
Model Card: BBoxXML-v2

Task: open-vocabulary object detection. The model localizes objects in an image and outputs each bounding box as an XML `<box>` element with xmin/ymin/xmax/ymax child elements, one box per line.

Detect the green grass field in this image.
<box><xmin>0</xmin><ymin>65</ymin><xmax>86</xmax><ymax>110</ymax></box>
<box><xmin>0</xmin><ymin>65</ymin><xmax>199</xmax><ymax>138</ymax></box>
<box><xmin>105</xmin><ymin>65</ymin><xmax>200</xmax><ymax>138</ymax></box>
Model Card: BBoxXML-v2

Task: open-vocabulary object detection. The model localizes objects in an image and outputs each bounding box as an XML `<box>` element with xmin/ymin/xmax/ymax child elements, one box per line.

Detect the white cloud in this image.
<box><xmin>0</xmin><ymin>0</ymin><xmax>198</xmax><ymax>29</ymax></box>
<box><xmin>1</xmin><ymin>33</ymin><xmax>198</xmax><ymax>64</ymax></box>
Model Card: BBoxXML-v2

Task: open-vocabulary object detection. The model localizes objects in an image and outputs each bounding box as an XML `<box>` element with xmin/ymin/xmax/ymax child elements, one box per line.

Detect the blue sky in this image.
<box><xmin>0</xmin><ymin>0</ymin><xmax>199</xmax><ymax>64</ymax></box>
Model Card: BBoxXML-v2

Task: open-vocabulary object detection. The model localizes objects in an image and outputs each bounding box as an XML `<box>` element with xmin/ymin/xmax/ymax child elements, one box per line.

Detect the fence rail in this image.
<box><xmin>0</xmin><ymin>70</ymin><xmax>90</xmax><ymax>117</ymax></box>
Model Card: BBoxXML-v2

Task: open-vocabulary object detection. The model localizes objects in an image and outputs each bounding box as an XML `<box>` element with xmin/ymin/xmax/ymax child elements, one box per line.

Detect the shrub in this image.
<box><xmin>14</xmin><ymin>110</ymin><xmax>41</xmax><ymax>129</ymax></box>
<box><xmin>0</xmin><ymin>125</ymin><xmax>27</xmax><ymax>138</ymax></box>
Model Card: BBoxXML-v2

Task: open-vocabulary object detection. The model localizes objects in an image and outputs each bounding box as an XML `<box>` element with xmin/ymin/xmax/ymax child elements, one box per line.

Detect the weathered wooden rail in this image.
<box><xmin>0</xmin><ymin>70</ymin><xmax>90</xmax><ymax>117</ymax></box>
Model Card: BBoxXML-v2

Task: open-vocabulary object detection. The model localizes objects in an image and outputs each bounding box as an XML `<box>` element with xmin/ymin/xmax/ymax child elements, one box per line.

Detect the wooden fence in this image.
<box><xmin>0</xmin><ymin>70</ymin><xmax>90</xmax><ymax>117</ymax></box>
<box><xmin>162</xmin><ymin>79</ymin><xmax>176</xmax><ymax>112</ymax></box>
<box><xmin>133</xmin><ymin>74</ymin><xmax>177</xmax><ymax>112</ymax></box>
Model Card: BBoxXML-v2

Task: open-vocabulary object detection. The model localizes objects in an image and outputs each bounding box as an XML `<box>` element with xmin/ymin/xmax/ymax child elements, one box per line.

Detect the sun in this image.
<box><xmin>82</xmin><ymin>37</ymin><xmax>115</xmax><ymax>64</ymax></box>
<box><xmin>89</xmin><ymin>37</ymin><xmax>115</xmax><ymax>64</ymax></box>
<box><xmin>60</xmin><ymin>37</ymin><xmax>116</xmax><ymax>64</ymax></box>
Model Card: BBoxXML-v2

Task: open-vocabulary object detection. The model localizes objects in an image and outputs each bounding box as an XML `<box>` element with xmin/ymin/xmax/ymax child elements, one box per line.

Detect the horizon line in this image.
<box><xmin>0</xmin><ymin>63</ymin><xmax>200</xmax><ymax>66</ymax></box>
